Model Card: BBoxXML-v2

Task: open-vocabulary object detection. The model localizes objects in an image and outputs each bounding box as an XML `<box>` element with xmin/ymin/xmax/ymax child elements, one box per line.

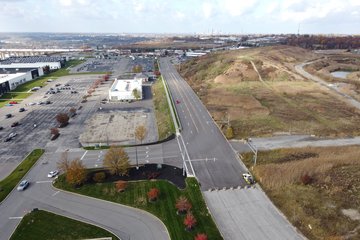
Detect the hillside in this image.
<box><xmin>179</xmin><ymin>45</ymin><xmax>360</xmax><ymax>138</ymax></box>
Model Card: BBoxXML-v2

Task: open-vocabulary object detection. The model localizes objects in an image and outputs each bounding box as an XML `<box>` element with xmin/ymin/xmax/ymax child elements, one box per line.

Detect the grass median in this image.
<box><xmin>153</xmin><ymin>76</ymin><xmax>175</xmax><ymax>140</ymax></box>
<box><xmin>54</xmin><ymin>177</ymin><xmax>223</xmax><ymax>240</ymax></box>
<box><xmin>10</xmin><ymin>209</ymin><xmax>119</xmax><ymax>240</ymax></box>
<box><xmin>0</xmin><ymin>149</ymin><xmax>44</xmax><ymax>203</ymax></box>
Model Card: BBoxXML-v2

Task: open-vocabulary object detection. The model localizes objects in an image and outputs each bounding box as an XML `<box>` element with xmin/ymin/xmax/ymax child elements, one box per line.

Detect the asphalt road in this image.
<box><xmin>159</xmin><ymin>57</ymin><xmax>305</xmax><ymax>240</ymax></box>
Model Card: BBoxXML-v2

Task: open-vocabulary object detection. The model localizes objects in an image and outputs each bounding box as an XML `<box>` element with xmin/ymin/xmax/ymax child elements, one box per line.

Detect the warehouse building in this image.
<box><xmin>108</xmin><ymin>78</ymin><xmax>143</xmax><ymax>102</ymax></box>
<box><xmin>0</xmin><ymin>72</ymin><xmax>33</xmax><ymax>95</ymax></box>
<box><xmin>0</xmin><ymin>56</ymin><xmax>64</xmax><ymax>70</ymax></box>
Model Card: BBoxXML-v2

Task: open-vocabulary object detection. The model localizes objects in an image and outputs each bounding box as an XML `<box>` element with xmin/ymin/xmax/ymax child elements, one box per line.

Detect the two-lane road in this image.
<box><xmin>159</xmin><ymin>57</ymin><xmax>305</xmax><ymax>240</ymax></box>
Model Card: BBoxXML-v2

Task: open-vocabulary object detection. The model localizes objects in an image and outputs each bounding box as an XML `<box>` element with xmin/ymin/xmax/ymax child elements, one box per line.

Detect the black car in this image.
<box><xmin>0</xmin><ymin>126</ymin><xmax>3</xmax><ymax>130</ymax></box>
<box><xmin>19</xmin><ymin>108</ymin><xmax>25</xmax><ymax>112</ymax></box>
<box><xmin>55</xmin><ymin>83</ymin><xmax>61</xmax><ymax>87</ymax></box>
<box><xmin>45</xmin><ymin>101</ymin><xmax>52</xmax><ymax>105</ymax></box>
<box><xmin>11</xmin><ymin>122</ymin><xmax>19</xmax><ymax>127</ymax></box>
<box><xmin>5</xmin><ymin>114</ymin><xmax>12</xmax><ymax>118</ymax></box>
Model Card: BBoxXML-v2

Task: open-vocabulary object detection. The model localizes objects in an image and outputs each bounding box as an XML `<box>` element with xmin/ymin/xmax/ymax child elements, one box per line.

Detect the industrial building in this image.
<box><xmin>108</xmin><ymin>78</ymin><xmax>143</xmax><ymax>102</ymax></box>
<box><xmin>0</xmin><ymin>56</ymin><xmax>64</xmax><ymax>70</ymax></box>
<box><xmin>0</xmin><ymin>72</ymin><xmax>33</xmax><ymax>95</ymax></box>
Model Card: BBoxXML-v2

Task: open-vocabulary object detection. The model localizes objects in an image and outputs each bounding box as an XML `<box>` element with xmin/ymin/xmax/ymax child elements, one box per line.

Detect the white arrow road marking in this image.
<box><xmin>36</xmin><ymin>180</ymin><xmax>53</xmax><ymax>183</ymax></box>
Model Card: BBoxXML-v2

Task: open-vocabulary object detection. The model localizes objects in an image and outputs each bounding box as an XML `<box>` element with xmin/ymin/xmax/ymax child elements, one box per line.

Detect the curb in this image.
<box><xmin>51</xmin><ymin>184</ymin><xmax>171</xmax><ymax>240</ymax></box>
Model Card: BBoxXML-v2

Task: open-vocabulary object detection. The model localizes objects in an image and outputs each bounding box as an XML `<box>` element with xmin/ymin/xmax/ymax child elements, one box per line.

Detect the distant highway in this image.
<box><xmin>159</xmin><ymin>57</ymin><xmax>304</xmax><ymax>240</ymax></box>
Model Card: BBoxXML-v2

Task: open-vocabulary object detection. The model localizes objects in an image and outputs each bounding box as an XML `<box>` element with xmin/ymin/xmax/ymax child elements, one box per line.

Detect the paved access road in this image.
<box><xmin>159</xmin><ymin>57</ymin><xmax>304</xmax><ymax>240</ymax></box>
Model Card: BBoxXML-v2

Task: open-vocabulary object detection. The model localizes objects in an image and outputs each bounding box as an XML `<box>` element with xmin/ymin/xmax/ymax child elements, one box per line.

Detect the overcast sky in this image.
<box><xmin>0</xmin><ymin>0</ymin><xmax>359</xmax><ymax>34</ymax></box>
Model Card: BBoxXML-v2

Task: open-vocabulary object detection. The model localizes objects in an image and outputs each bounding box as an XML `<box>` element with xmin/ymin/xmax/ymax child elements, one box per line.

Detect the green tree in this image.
<box><xmin>103</xmin><ymin>146</ymin><xmax>130</xmax><ymax>176</ymax></box>
<box><xmin>132</xmin><ymin>88</ymin><xmax>141</xmax><ymax>100</ymax></box>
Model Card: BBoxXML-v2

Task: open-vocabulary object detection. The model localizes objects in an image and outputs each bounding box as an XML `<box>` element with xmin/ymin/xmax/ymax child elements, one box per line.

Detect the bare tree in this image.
<box><xmin>57</xmin><ymin>152</ymin><xmax>70</xmax><ymax>173</ymax></box>
<box><xmin>103</xmin><ymin>146</ymin><xmax>130</xmax><ymax>176</ymax></box>
<box><xmin>135</xmin><ymin>125</ymin><xmax>147</xmax><ymax>144</ymax></box>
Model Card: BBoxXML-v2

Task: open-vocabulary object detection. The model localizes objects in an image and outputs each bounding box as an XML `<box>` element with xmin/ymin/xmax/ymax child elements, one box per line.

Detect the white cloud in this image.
<box><xmin>58</xmin><ymin>0</ymin><xmax>72</xmax><ymax>7</ymax></box>
<box><xmin>202</xmin><ymin>2</ymin><xmax>213</xmax><ymax>19</ymax></box>
<box><xmin>221</xmin><ymin>0</ymin><xmax>258</xmax><ymax>17</ymax></box>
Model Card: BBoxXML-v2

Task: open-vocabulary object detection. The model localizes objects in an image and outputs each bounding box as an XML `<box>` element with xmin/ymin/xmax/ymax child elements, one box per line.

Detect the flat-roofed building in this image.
<box><xmin>0</xmin><ymin>72</ymin><xmax>33</xmax><ymax>95</ymax></box>
<box><xmin>108</xmin><ymin>78</ymin><xmax>143</xmax><ymax>102</ymax></box>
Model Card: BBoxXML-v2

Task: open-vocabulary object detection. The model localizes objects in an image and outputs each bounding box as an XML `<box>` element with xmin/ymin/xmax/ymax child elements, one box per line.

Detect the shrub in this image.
<box><xmin>147</xmin><ymin>188</ymin><xmax>160</xmax><ymax>201</ymax></box>
<box><xmin>300</xmin><ymin>173</ymin><xmax>313</xmax><ymax>185</ymax></box>
<box><xmin>175</xmin><ymin>196</ymin><xmax>192</xmax><ymax>214</ymax></box>
<box><xmin>115</xmin><ymin>180</ymin><xmax>127</xmax><ymax>192</ymax></box>
<box><xmin>184</xmin><ymin>212</ymin><xmax>197</xmax><ymax>231</ymax></box>
<box><xmin>195</xmin><ymin>233</ymin><xmax>208</xmax><ymax>240</ymax></box>
<box><xmin>93</xmin><ymin>172</ymin><xmax>106</xmax><ymax>183</ymax></box>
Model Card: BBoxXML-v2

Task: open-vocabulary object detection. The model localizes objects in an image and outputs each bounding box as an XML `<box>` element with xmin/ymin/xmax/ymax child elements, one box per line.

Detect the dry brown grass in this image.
<box><xmin>180</xmin><ymin>46</ymin><xmax>360</xmax><ymax>138</ymax></box>
<box><xmin>254</xmin><ymin>146</ymin><xmax>360</xmax><ymax>189</ymax></box>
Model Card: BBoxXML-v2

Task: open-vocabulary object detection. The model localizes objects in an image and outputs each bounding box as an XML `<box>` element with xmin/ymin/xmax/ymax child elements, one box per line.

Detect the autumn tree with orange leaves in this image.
<box><xmin>65</xmin><ymin>158</ymin><xmax>86</xmax><ymax>187</ymax></box>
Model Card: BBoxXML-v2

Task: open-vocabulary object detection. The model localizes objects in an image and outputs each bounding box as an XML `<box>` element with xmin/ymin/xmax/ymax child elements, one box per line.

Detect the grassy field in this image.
<box><xmin>0</xmin><ymin>149</ymin><xmax>44</xmax><ymax>203</ymax></box>
<box><xmin>152</xmin><ymin>76</ymin><xmax>175</xmax><ymax>140</ymax></box>
<box><xmin>10</xmin><ymin>209</ymin><xmax>119</xmax><ymax>240</ymax></box>
<box><xmin>54</xmin><ymin>177</ymin><xmax>223</xmax><ymax>240</ymax></box>
<box><xmin>179</xmin><ymin>46</ymin><xmax>360</xmax><ymax>138</ymax></box>
<box><xmin>242</xmin><ymin>146</ymin><xmax>360</xmax><ymax>240</ymax></box>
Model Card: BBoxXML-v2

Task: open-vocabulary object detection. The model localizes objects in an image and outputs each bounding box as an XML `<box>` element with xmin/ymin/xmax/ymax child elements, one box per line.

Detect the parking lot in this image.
<box><xmin>0</xmin><ymin>56</ymin><xmax>159</xmax><ymax>179</ymax></box>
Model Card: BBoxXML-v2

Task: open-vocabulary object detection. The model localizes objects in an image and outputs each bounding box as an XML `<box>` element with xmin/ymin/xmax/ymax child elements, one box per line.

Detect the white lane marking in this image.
<box><xmin>9</xmin><ymin>217</ymin><xmax>23</xmax><ymax>220</ymax></box>
<box><xmin>190</xmin><ymin>131</ymin><xmax>193</xmax><ymax>134</ymax></box>
<box><xmin>36</xmin><ymin>180</ymin><xmax>53</xmax><ymax>183</ymax></box>
<box><xmin>52</xmin><ymin>191</ymin><xmax>60</xmax><ymax>196</ymax></box>
<box><xmin>80</xmin><ymin>150</ymin><xmax>88</xmax><ymax>160</ymax></box>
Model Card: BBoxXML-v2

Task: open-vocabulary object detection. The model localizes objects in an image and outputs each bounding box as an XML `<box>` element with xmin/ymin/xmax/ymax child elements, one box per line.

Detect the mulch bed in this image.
<box><xmin>88</xmin><ymin>164</ymin><xmax>186</xmax><ymax>189</ymax></box>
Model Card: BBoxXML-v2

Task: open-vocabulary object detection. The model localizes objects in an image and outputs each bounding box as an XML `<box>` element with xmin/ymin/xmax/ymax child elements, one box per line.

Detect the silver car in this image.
<box><xmin>17</xmin><ymin>180</ymin><xmax>29</xmax><ymax>191</ymax></box>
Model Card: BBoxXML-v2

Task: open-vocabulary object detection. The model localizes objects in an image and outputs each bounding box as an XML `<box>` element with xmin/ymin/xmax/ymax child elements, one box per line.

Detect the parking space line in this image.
<box><xmin>80</xmin><ymin>150</ymin><xmax>88</xmax><ymax>160</ymax></box>
<box><xmin>9</xmin><ymin>217</ymin><xmax>23</xmax><ymax>220</ymax></box>
<box><xmin>36</xmin><ymin>180</ymin><xmax>53</xmax><ymax>183</ymax></box>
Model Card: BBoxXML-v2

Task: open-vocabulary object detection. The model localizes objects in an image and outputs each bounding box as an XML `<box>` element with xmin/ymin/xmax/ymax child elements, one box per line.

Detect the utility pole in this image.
<box><xmin>247</xmin><ymin>139</ymin><xmax>258</xmax><ymax>167</ymax></box>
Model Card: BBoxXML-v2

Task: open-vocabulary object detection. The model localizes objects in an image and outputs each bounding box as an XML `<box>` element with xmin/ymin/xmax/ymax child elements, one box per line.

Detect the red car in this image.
<box><xmin>9</xmin><ymin>101</ymin><xmax>18</xmax><ymax>104</ymax></box>
<box><xmin>176</xmin><ymin>100</ymin><xmax>180</xmax><ymax>104</ymax></box>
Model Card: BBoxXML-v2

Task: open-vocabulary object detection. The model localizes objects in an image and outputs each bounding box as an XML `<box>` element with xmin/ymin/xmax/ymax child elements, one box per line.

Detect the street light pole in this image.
<box><xmin>135</xmin><ymin>138</ymin><xmax>139</xmax><ymax>170</ymax></box>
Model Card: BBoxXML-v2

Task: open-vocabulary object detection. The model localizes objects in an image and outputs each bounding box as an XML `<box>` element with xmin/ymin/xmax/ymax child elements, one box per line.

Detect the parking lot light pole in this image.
<box><xmin>135</xmin><ymin>138</ymin><xmax>139</xmax><ymax>170</ymax></box>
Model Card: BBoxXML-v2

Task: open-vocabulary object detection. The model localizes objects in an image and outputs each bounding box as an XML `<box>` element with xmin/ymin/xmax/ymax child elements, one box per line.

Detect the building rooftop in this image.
<box><xmin>0</xmin><ymin>73</ymin><xmax>27</xmax><ymax>84</ymax></box>
<box><xmin>110</xmin><ymin>78</ymin><xmax>142</xmax><ymax>93</ymax></box>
<box><xmin>0</xmin><ymin>56</ymin><xmax>64</xmax><ymax>65</ymax></box>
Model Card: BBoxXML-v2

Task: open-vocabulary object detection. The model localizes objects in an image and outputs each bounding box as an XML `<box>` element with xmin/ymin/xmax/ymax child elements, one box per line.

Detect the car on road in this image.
<box><xmin>19</xmin><ymin>108</ymin><xmax>25</xmax><ymax>112</ymax></box>
<box><xmin>242</xmin><ymin>173</ymin><xmax>255</xmax><ymax>185</ymax></box>
<box><xmin>17</xmin><ymin>180</ymin><xmax>29</xmax><ymax>191</ymax></box>
<box><xmin>9</xmin><ymin>132</ymin><xmax>17</xmax><ymax>138</ymax></box>
<box><xmin>5</xmin><ymin>113</ymin><xmax>12</xmax><ymax>118</ymax></box>
<box><xmin>47</xmin><ymin>170</ymin><xmax>59</xmax><ymax>178</ymax></box>
<box><xmin>11</xmin><ymin>122</ymin><xmax>19</xmax><ymax>127</ymax></box>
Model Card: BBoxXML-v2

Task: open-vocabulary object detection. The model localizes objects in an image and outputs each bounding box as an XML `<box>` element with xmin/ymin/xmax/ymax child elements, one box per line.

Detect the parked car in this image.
<box><xmin>242</xmin><ymin>173</ymin><xmax>255</xmax><ymax>185</ymax></box>
<box><xmin>55</xmin><ymin>83</ymin><xmax>61</xmax><ymax>87</ymax></box>
<box><xmin>5</xmin><ymin>114</ymin><xmax>12</xmax><ymax>118</ymax></box>
<box><xmin>64</xmin><ymin>83</ymin><xmax>70</xmax><ymax>86</ymax></box>
<box><xmin>9</xmin><ymin>132</ymin><xmax>17</xmax><ymax>138</ymax></box>
<box><xmin>4</xmin><ymin>137</ymin><xmax>12</xmax><ymax>142</ymax></box>
<box><xmin>0</xmin><ymin>126</ymin><xmax>3</xmax><ymax>130</ymax></box>
<box><xmin>45</xmin><ymin>101</ymin><xmax>52</xmax><ymax>105</ymax></box>
<box><xmin>28</xmin><ymin>102</ymin><xmax>36</xmax><ymax>106</ymax></box>
<box><xmin>9</xmin><ymin>101</ymin><xmax>18</xmax><ymax>104</ymax></box>
<box><xmin>11</xmin><ymin>122</ymin><xmax>19</xmax><ymax>127</ymax></box>
<box><xmin>19</xmin><ymin>108</ymin><xmax>25</xmax><ymax>112</ymax></box>
<box><xmin>176</xmin><ymin>100</ymin><xmax>180</xmax><ymax>104</ymax></box>
<box><xmin>71</xmin><ymin>90</ymin><xmax>78</xmax><ymax>94</ymax></box>
<box><xmin>47</xmin><ymin>79</ymin><xmax>53</xmax><ymax>82</ymax></box>
<box><xmin>47</xmin><ymin>170</ymin><xmax>59</xmax><ymax>178</ymax></box>
<box><xmin>17</xmin><ymin>180</ymin><xmax>29</xmax><ymax>191</ymax></box>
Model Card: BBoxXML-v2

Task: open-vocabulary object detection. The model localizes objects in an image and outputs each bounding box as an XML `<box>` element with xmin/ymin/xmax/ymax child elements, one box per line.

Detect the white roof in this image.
<box><xmin>0</xmin><ymin>73</ymin><xmax>27</xmax><ymax>84</ymax></box>
<box><xmin>111</xmin><ymin>79</ymin><xmax>142</xmax><ymax>93</ymax></box>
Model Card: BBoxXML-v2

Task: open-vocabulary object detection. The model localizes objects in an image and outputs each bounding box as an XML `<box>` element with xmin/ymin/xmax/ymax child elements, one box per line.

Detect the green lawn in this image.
<box><xmin>54</xmin><ymin>177</ymin><xmax>222</xmax><ymax>240</ymax></box>
<box><xmin>10</xmin><ymin>209</ymin><xmax>119</xmax><ymax>240</ymax></box>
<box><xmin>0</xmin><ymin>149</ymin><xmax>44</xmax><ymax>202</ymax></box>
<box><xmin>153</xmin><ymin>76</ymin><xmax>176</xmax><ymax>140</ymax></box>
